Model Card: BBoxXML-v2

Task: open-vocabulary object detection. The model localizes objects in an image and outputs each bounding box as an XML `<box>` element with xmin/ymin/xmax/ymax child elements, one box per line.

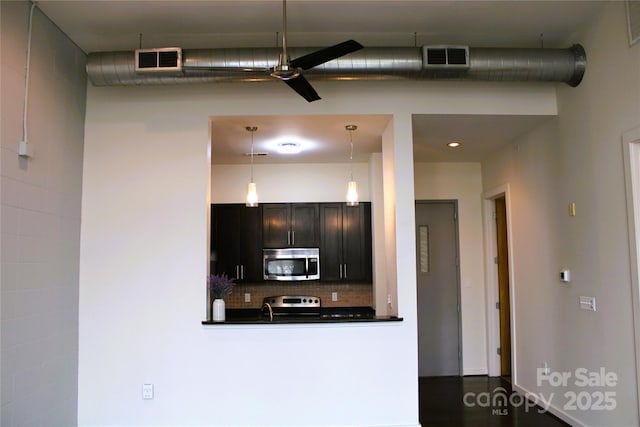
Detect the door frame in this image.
<box><xmin>482</xmin><ymin>184</ymin><xmax>517</xmax><ymax>380</ymax></box>
<box><xmin>622</xmin><ymin>124</ymin><xmax>640</xmax><ymax>416</ymax></box>
<box><xmin>415</xmin><ymin>199</ymin><xmax>463</xmax><ymax>376</ymax></box>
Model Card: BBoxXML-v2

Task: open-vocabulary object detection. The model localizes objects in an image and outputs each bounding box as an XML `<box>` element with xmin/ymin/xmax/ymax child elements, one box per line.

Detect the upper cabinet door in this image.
<box><xmin>211</xmin><ymin>204</ymin><xmax>263</xmax><ymax>282</ymax></box>
<box><xmin>239</xmin><ymin>205</ymin><xmax>263</xmax><ymax>281</ymax></box>
<box><xmin>290</xmin><ymin>203</ymin><xmax>319</xmax><ymax>247</ymax></box>
<box><xmin>319</xmin><ymin>202</ymin><xmax>372</xmax><ymax>282</ymax></box>
<box><xmin>342</xmin><ymin>203</ymin><xmax>372</xmax><ymax>282</ymax></box>
<box><xmin>262</xmin><ymin>204</ymin><xmax>291</xmax><ymax>248</ymax></box>
<box><xmin>263</xmin><ymin>203</ymin><xmax>319</xmax><ymax>248</ymax></box>
<box><xmin>319</xmin><ymin>203</ymin><xmax>343</xmax><ymax>281</ymax></box>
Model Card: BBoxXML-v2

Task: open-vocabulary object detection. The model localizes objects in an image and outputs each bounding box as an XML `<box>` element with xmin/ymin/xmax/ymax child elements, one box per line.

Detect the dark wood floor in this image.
<box><xmin>419</xmin><ymin>376</ymin><xmax>569</xmax><ymax>427</ymax></box>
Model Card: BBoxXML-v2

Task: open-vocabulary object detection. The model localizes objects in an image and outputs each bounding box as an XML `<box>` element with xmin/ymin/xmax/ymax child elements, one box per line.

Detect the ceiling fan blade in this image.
<box><xmin>284</xmin><ymin>74</ymin><xmax>321</xmax><ymax>102</ymax></box>
<box><xmin>290</xmin><ymin>40</ymin><xmax>364</xmax><ymax>70</ymax></box>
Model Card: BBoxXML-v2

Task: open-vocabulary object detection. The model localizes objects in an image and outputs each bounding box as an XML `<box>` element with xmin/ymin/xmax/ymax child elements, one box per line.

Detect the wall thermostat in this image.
<box><xmin>560</xmin><ymin>270</ymin><xmax>571</xmax><ymax>283</ymax></box>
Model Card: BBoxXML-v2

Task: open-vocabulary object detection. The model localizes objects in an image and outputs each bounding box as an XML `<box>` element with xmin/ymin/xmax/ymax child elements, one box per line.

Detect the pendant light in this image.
<box><xmin>245</xmin><ymin>126</ymin><xmax>259</xmax><ymax>207</ymax></box>
<box><xmin>345</xmin><ymin>124</ymin><xmax>359</xmax><ymax>206</ymax></box>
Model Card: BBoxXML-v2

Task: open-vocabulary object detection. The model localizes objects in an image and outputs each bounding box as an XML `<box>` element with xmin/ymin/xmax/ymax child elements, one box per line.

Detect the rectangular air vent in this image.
<box><xmin>135</xmin><ymin>47</ymin><xmax>182</xmax><ymax>72</ymax></box>
<box><xmin>423</xmin><ymin>46</ymin><xmax>469</xmax><ymax>68</ymax></box>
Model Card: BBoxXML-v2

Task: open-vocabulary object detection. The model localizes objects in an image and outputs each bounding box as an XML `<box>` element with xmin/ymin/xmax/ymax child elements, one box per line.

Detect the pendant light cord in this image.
<box><xmin>250</xmin><ymin>131</ymin><xmax>255</xmax><ymax>182</ymax></box>
<box><xmin>349</xmin><ymin>129</ymin><xmax>354</xmax><ymax>181</ymax></box>
<box><xmin>22</xmin><ymin>1</ymin><xmax>37</xmax><ymax>145</ymax></box>
<box><xmin>346</xmin><ymin>124</ymin><xmax>357</xmax><ymax>181</ymax></box>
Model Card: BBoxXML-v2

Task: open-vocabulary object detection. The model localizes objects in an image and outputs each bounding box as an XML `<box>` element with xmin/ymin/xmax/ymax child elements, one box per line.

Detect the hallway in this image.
<box><xmin>419</xmin><ymin>376</ymin><xmax>569</xmax><ymax>427</ymax></box>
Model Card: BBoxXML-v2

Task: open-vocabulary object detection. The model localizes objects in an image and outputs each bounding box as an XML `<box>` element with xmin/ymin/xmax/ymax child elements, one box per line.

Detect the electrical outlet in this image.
<box><xmin>331</xmin><ymin>292</ymin><xmax>338</xmax><ymax>301</ymax></box>
<box><xmin>244</xmin><ymin>293</ymin><xmax>251</xmax><ymax>302</ymax></box>
<box><xmin>387</xmin><ymin>294</ymin><xmax>392</xmax><ymax>304</ymax></box>
<box><xmin>142</xmin><ymin>383</ymin><xmax>154</xmax><ymax>400</ymax></box>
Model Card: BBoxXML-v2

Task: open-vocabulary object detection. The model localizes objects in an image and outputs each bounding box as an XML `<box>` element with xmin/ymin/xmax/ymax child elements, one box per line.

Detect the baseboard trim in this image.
<box><xmin>512</xmin><ymin>382</ymin><xmax>587</xmax><ymax>427</ymax></box>
<box><xmin>463</xmin><ymin>367</ymin><xmax>489</xmax><ymax>376</ymax></box>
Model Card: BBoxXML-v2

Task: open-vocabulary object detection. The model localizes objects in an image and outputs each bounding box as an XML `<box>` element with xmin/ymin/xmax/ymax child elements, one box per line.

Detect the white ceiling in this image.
<box><xmin>36</xmin><ymin>0</ymin><xmax>605</xmax><ymax>163</ymax></box>
<box><xmin>211</xmin><ymin>115</ymin><xmax>391</xmax><ymax>164</ymax></box>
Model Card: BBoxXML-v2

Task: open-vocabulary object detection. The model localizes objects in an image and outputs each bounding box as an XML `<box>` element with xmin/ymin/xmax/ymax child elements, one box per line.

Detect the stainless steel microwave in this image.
<box><xmin>263</xmin><ymin>248</ymin><xmax>320</xmax><ymax>281</ymax></box>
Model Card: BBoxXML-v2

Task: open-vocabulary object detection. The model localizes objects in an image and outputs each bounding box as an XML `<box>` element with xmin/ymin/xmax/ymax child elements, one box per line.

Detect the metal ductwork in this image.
<box><xmin>87</xmin><ymin>44</ymin><xmax>586</xmax><ymax>87</ymax></box>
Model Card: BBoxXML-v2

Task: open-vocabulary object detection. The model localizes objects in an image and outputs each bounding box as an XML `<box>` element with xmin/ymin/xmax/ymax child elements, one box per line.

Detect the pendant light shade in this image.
<box><xmin>345</xmin><ymin>124</ymin><xmax>359</xmax><ymax>206</ymax></box>
<box><xmin>346</xmin><ymin>180</ymin><xmax>359</xmax><ymax>206</ymax></box>
<box><xmin>246</xmin><ymin>181</ymin><xmax>258</xmax><ymax>207</ymax></box>
<box><xmin>245</xmin><ymin>126</ymin><xmax>259</xmax><ymax>207</ymax></box>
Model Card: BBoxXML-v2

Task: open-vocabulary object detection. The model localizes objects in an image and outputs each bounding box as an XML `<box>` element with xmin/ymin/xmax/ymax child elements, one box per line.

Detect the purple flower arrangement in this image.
<box><xmin>208</xmin><ymin>273</ymin><xmax>235</xmax><ymax>299</ymax></box>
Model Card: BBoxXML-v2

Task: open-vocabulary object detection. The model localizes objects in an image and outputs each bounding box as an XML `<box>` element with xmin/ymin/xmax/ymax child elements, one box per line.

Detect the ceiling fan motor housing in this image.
<box><xmin>270</xmin><ymin>53</ymin><xmax>300</xmax><ymax>80</ymax></box>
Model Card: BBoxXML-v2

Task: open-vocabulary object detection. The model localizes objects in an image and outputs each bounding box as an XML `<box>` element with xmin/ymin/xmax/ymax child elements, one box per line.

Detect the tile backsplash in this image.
<box><xmin>225</xmin><ymin>282</ymin><xmax>373</xmax><ymax>308</ymax></box>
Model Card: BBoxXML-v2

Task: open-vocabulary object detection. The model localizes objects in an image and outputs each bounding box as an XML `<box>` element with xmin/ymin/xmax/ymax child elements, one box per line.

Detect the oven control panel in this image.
<box><xmin>263</xmin><ymin>295</ymin><xmax>321</xmax><ymax>309</ymax></box>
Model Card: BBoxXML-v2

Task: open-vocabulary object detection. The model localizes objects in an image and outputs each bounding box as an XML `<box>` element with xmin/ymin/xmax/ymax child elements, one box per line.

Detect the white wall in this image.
<box><xmin>211</xmin><ymin>162</ymin><xmax>371</xmax><ymax>203</ymax></box>
<box><xmin>482</xmin><ymin>2</ymin><xmax>640</xmax><ymax>425</ymax></box>
<box><xmin>414</xmin><ymin>162</ymin><xmax>486</xmax><ymax>375</ymax></box>
<box><xmin>370</xmin><ymin>153</ymin><xmax>388</xmax><ymax>314</ymax></box>
<box><xmin>1</xmin><ymin>2</ymin><xmax>86</xmax><ymax>425</ymax></box>
<box><xmin>79</xmin><ymin>72</ymin><xmax>556</xmax><ymax>425</ymax></box>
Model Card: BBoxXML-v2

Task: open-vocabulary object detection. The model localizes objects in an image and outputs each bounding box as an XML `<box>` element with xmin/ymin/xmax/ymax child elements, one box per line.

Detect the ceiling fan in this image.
<box><xmin>184</xmin><ymin>0</ymin><xmax>363</xmax><ymax>102</ymax></box>
<box><xmin>268</xmin><ymin>0</ymin><xmax>364</xmax><ymax>102</ymax></box>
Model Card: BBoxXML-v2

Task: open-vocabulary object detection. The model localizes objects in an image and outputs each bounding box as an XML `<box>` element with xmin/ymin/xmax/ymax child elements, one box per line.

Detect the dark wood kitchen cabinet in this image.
<box><xmin>263</xmin><ymin>203</ymin><xmax>319</xmax><ymax>248</ymax></box>
<box><xmin>320</xmin><ymin>202</ymin><xmax>372</xmax><ymax>282</ymax></box>
<box><xmin>210</xmin><ymin>204</ymin><xmax>263</xmax><ymax>282</ymax></box>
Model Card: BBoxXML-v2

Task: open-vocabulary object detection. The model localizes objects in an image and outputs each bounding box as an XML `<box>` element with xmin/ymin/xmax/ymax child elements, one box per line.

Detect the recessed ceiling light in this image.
<box><xmin>264</xmin><ymin>136</ymin><xmax>315</xmax><ymax>154</ymax></box>
<box><xmin>447</xmin><ymin>141</ymin><xmax>462</xmax><ymax>148</ymax></box>
<box><xmin>276</xmin><ymin>142</ymin><xmax>302</xmax><ymax>154</ymax></box>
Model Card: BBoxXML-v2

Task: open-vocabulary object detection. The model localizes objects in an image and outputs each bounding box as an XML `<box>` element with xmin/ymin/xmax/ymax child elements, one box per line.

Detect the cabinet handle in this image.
<box><xmin>291</xmin><ymin>231</ymin><xmax>295</xmax><ymax>245</ymax></box>
<box><xmin>240</xmin><ymin>265</ymin><xmax>244</xmax><ymax>280</ymax></box>
<box><xmin>236</xmin><ymin>265</ymin><xmax>240</xmax><ymax>280</ymax></box>
<box><xmin>339</xmin><ymin>264</ymin><xmax>343</xmax><ymax>279</ymax></box>
<box><xmin>344</xmin><ymin>263</ymin><xmax>347</xmax><ymax>279</ymax></box>
<box><xmin>287</xmin><ymin>231</ymin><xmax>291</xmax><ymax>245</ymax></box>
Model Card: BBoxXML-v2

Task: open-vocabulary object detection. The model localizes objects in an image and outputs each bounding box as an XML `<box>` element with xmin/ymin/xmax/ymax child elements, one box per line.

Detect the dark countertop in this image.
<box><xmin>201</xmin><ymin>307</ymin><xmax>403</xmax><ymax>325</ymax></box>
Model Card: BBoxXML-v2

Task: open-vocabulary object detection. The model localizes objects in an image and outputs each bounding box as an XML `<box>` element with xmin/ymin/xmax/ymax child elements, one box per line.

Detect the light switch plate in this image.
<box><xmin>142</xmin><ymin>383</ymin><xmax>154</xmax><ymax>399</ymax></box>
<box><xmin>579</xmin><ymin>296</ymin><xmax>596</xmax><ymax>311</ymax></box>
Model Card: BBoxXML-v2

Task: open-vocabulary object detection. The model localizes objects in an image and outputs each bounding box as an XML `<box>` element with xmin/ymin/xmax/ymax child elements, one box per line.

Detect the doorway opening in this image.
<box><xmin>483</xmin><ymin>185</ymin><xmax>516</xmax><ymax>381</ymax></box>
<box><xmin>415</xmin><ymin>200</ymin><xmax>462</xmax><ymax>376</ymax></box>
<box><xmin>495</xmin><ymin>196</ymin><xmax>512</xmax><ymax>380</ymax></box>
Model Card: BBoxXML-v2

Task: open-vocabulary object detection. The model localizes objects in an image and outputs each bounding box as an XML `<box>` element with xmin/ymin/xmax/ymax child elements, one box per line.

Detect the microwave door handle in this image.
<box><xmin>305</xmin><ymin>257</ymin><xmax>309</xmax><ymax>278</ymax></box>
